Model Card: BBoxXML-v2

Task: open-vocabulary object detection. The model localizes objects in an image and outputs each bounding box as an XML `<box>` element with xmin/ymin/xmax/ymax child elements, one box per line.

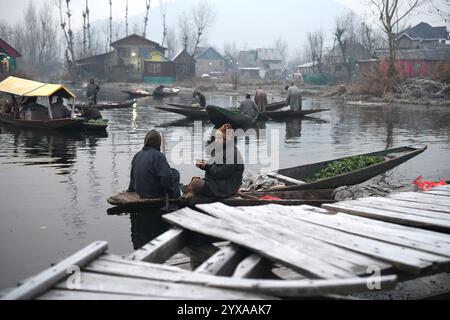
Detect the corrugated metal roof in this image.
<box><xmin>257</xmin><ymin>48</ymin><xmax>282</xmax><ymax>61</ymax></box>
<box><xmin>397</xmin><ymin>22</ymin><xmax>448</xmax><ymax>40</ymax></box>
<box><xmin>375</xmin><ymin>47</ymin><xmax>450</xmax><ymax>60</ymax></box>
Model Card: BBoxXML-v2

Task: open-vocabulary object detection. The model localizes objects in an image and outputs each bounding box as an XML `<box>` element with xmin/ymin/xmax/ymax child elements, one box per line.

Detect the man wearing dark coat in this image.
<box><xmin>239</xmin><ymin>94</ymin><xmax>259</xmax><ymax>118</ymax></box>
<box><xmin>128</xmin><ymin>130</ymin><xmax>181</xmax><ymax>199</ymax></box>
<box><xmin>86</xmin><ymin>78</ymin><xmax>100</xmax><ymax>104</ymax></box>
<box><xmin>255</xmin><ymin>87</ymin><xmax>268</xmax><ymax>112</ymax></box>
<box><xmin>188</xmin><ymin>124</ymin><xmax>244</xmax><ymax>199</ymax></box>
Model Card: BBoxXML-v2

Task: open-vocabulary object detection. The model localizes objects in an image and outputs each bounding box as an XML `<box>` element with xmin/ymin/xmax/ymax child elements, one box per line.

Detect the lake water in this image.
<box><xmin>0</xmin><ymin>92</ymin><xmax>449</xmax><ymax>289</ymax></box>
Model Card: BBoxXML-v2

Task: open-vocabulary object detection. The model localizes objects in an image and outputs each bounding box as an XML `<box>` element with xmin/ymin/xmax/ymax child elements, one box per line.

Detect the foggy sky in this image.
<box><xmin>0</xmin><ymin>0</ymin><xmax>445</xmax><ymax>56</ymax></box>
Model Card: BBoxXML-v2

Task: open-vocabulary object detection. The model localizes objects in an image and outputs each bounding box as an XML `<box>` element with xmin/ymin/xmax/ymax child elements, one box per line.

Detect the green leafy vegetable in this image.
<box><xmin>306</xmin><ymin>156</ymin><xmax>384</xmax><ymax>182</ymax></box>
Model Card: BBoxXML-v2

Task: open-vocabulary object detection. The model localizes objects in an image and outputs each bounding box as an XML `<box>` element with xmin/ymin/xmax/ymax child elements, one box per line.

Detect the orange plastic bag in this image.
<box><xmin>413</xmin><ymin>176</ymin><xmax>447</xmax><ymax>191</ymax></box>
<box><xmin>259</xmin><ymin>195</ymin><xmax>282</xmax><ymax>201</ymax></box>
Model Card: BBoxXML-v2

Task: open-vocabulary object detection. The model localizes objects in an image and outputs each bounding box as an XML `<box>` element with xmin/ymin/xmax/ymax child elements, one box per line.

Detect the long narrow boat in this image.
<box><xmin>107</xmin><ymin>189</ymin><xmax>336</xmax><ymax>211</ymax></box>
<box><xmin>266</xmin><ymin>146</ymin><xmax>427</xmax><ymax>191</ymax></box>
<box><xmin>167</xmin><ymin>101</ymin><xmax>287</xmax><ymax>112</ymax></box>
<box><xmin>207</xmin><ymin>105</ymin><xmax>258</xmax><ymax>129</ymax></box>
<box><xmin>0</xmin><ymin>76</ymin><xmax>83</xmax><ymax>130</ymax></box>
<box><xmin>263</xmin><ymin>109</ymin><xmax>329</xmax><ymax>119</ymax></box>
<box><xmin>76</xmin><ymin>100</ymin><xmax>136</xmax><ymax>111</ymax></box>
<box><xmin>155</xmin><ymin>105</ymin><xmax>209</xmax><ymax>120</ymax></box>
<box><xmin>122</xmin><ymin>89</ymin><xmax>152</xmax><ymax>99</ymax></box>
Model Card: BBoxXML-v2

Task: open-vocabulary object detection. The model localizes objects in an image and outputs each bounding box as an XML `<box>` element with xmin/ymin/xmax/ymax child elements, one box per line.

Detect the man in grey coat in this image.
<box><xmin>286</xmin><ymin>83</ymin><xmax>302</xmax><ymax>111</ymax></box>
<box><xmin>239</xmin><ymin>94</ymin><xmax>259</xmax><ymax>118</ymax></box>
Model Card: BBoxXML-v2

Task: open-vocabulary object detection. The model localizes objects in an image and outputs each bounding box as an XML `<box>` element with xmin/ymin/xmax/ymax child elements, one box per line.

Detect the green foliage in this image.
<box><xmin>306</xmin><ymin>156</ymin><xmax>384</xmax><ymax>182</ymax></box>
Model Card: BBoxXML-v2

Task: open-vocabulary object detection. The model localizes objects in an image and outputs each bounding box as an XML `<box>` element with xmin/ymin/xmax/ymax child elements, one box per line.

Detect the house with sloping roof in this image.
<box><xmin>0</xmin><ymin>39</ymin><xmax>22</xmax><ymax>74</ymax></box>
<box><xmin>194</xmin><ymin>47</ymin><xmax>226</xmax><ymax>77</ymax></box>
<box><xmin>76</xmin><ymin>34</ymin><xmax>167</xmax><ymax>81</ymax></box>
<box><xmin>396</xmin><ymin>22</ymin><xmax>449</xmax><ymax>49</ymax></box>
<box><xmin>256</xmin><ymin>48</ymin><xmax>284</xmax><ymax>79</ymax></box>
<box><xmin>172</xmin><ymin>48</ymin><xmax>196</xmax><ymax>81</ymax></box>
<box><xmin>143</xmin><ymin>49</ymin><xmax>176</xmax><ymax>84</ymax></box>
<box><xmin>359</xmin><ymin>47</ymin><xmax>450</xmax><ymax>78</ymax></box>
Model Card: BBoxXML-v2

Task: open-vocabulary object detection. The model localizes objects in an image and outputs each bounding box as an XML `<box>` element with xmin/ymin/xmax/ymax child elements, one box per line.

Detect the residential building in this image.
<box><xmin>396</xmin><ymin>22</ymin><xmax>449</xmax><ymax>49</ymax></box>
<box><xmin>172</xmin><ymin>49</ymin><xmax>196</xmax><ymax>81</ymax></box>
<box><xmin>142</xmin><ymin>49</ymin><xmax>176</xmax><ymax>84</ymax></box>
<box><xmin>0</xmin><ymin>39</ymin><xmax>22</xmax><ymax>74</ymax></box>
<box><xmin>194</xmin><ymin>47</ymin><xmax>226</xmax><ymax>77</ymax></box>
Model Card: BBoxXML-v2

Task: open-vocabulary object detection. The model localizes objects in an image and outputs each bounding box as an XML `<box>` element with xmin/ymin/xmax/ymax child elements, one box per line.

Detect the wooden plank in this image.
<box><xmin>324</xmin><ymin>202</ymin><xmax>450</xmax><ymax>233</ymax></box>
<box><xmin>82</xmin><ymin>256</ymin><xmax>397</xmax><ymax>297</ymax></box>
<box><xmin>343</xmin><ymin>199</ymin><xmax>450</xmax><ymax>221</ymax></box>
<box><xmin>165</xmin><ymin>208</ymin><xmax>365</xmax><ymax>279</ymax></box>
<box><xmin>37</xmin><ymin>289</ymin><xmax>162</xmax><ymax>300</ymax></box>
<box><xmin>1</xmin><ymin>241</ymin><xmax>108</xmax><ymax>300</ymax></box>
<box><xmin>127</xmin><ymin>228</ymin><xmax>185</xmax><ymax>263</ymax></box>
<box><xmin>181</xmin><ymin>244</ymin><xmax>220</xmax><ymax>270</ymax></box>
<box><xmin>233</xmin><ymin>255</ymin><xmax>273</xmax><ymax>279</ymax></box>
<box><xmin>389</xmin><ymin>193</ymin><xmax>450</xmax><ymax>207</ymax></box>
<box><xmin>195</xmin><ymin>245</ymin><xmax>247</xmax><ymax>276</ymax></box>
<box><xmin>197</xmin><ymin>203</ymin><xmax>450</xmax><ymax>275</ymax></box>
<box><xmin>277</xmin><ymin>205</ymin><xmax>450</xmax><ymax>257</ymax></box>
<box><xmin>266</xmin><ymin>172</ymin><xmax>306</xmax><ymax>185</ymax></box>
<box><xmin>424</xmin><ymin>191</ymin><xmax>450</xmax><ymax>197</ymax></box>
<box><xmin>198</xmin><ymin>204</ymin><xmax>392</xmax><ymax>276</ymax></box>
<box><xmin>354</xmin><ymin>196</ymin><xmax>450</xmax><ymax>214</ymax></box>
<box><xmin>54</xmin><ymin>272</ymin><xmax>269</xmax><ymax>300</ymax></box>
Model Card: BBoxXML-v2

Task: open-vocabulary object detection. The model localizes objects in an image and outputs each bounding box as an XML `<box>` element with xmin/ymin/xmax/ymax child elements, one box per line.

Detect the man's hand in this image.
<box><xmin>196</xmin><ymin>160</ymin><xmax>207</xmax><ymax>170</ymax></box>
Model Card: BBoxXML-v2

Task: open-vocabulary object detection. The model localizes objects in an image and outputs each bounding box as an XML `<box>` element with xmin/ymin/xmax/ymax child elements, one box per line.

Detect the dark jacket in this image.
<box><xmin>239</xmin><ymin>98</ymin><xmax>259</xmax><ymax>118</ymax></box>
<box><xmin>203</xmin><ymin>144</ymin><xmax>244</xmax><ymax>198</ymax></box>
<box><xmin>128</xmin><ymin>147</ymin><xmax>180</xmax><ymax>199</ymax></box>
<box><xmin>198</xmin><ymin>93</ymin><xmax>206</xmax><ymax>108</ymax></box>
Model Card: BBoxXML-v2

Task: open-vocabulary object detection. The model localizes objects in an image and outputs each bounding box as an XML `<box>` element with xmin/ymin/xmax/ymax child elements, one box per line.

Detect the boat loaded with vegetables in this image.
<box><xmin>107</xmin><ymin>146</ymin><xmax>427</xmax><ymax>210</ymax></box>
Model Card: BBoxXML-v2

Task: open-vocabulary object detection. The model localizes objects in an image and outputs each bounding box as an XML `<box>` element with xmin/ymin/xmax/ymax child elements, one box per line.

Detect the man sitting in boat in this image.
<box><xmin>127</xmin><ymin>130</ymin><xmax>181</xmax><ymax>199</ymax></box>
<box><xmin>286</xmin><ymin>83</ymin><xmax>302</xmax><ymax>111</ymax></box>
<box><xmin>239</xmin><ymin>94</ymin><xmax>259</xmax><ymax>118</ymax></box>
<box><xmin>187</xmin><ymin>124</ymin><xmax>244</xmax><ymax>199</ymax></box>
<box><xmin>21</xmin><ymin>97</ymin><xmax>48</xmax><ymax>121</ymax></box>
<box><xmin>50</xmin><ymin>96</ymin><xmax>71</xmax><ymax>119</ymax></box>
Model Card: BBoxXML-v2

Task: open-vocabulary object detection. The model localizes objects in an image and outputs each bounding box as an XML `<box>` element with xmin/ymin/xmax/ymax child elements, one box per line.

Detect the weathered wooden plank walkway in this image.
<box><xmin>2</xmin><ymin>187</ymin><xmax>450</xmax><ymax>300</ymax></box>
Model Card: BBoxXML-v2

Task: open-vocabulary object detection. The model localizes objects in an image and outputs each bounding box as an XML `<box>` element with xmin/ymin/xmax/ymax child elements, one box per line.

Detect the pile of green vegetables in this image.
<box><xmin>306</xmin><ymin>155</ymin><xmax>384</xmax><ymax>182</ymax></box>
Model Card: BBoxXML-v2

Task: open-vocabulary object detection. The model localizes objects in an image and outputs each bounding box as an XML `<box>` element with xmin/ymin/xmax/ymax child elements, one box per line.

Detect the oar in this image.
<box><xmin>258</xmin><ymin>112</ymin><xmax>272</xmax><ymax>122</ymax></box>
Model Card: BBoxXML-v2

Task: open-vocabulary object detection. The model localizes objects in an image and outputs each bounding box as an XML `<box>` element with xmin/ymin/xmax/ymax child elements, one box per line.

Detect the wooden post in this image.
<box><xmin>47</xmin><ymin>97</ymin><xmax>53</xmax><ymax>120</ymax></box>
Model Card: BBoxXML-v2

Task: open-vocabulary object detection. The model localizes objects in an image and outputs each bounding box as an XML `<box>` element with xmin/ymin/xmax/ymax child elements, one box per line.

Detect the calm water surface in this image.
<box><xmin>1</xmin><ymin>91</ymin><xmax>449</xmax><ymax>289</ymax></box>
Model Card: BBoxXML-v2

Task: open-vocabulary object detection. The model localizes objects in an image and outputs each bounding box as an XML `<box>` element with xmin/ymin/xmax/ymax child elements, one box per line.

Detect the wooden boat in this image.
<box><xmin>76</xmin><ymin>100</ymin><xmax>136</xmax><ymax>111</ymax></box>
<box><xmin>155</xmin><ymin>105</ymin><xmax>209</xmax><ymax>120</ymax></box>
<box><xmin>266</xmin><ymin>146</ymin><xmax>428</xmax><ymax>191</ymax></box>
<box><xmin>81</xmin><ymin>118</ymin><xmax>109</xmax><ymax>131</ymax></box>
<box><xmin>263</xmin><ymin>109</ymin><xmax>329</xmax><ymax>119</ymax></box>
<box><xmin>122</xmin><ymin>89</ymin><xmax>152</xmax><ymax>99</ymax></box>
<box><xmin>107</xmin><ymin>189</ymin><xmax>336</xmax><ymax>211</ymax></box>
<box><xmin>153</xmin><ymin>87</ymin><xmax>181</xmax><ymax>98</ymax></box>
<box><xmin>0</xmin><ymin>76</ymin><xmax>83</xmax><ymax>130</ymax></box>
<box><xmin>167</xmin><ymin>101</ymin><xmax>287</xmax><ymax>111</ymax></box>
<box><xmin>207</xmin><ymin>105</ymin><xmax>258</xmax><ymax>129</ymax></box>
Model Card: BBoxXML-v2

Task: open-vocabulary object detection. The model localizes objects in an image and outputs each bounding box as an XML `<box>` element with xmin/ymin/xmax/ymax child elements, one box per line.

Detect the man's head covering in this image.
<box><xmin>144</xmin><ymin>130</ymin><xmax>162</xmax><ymax>149</ymax></box>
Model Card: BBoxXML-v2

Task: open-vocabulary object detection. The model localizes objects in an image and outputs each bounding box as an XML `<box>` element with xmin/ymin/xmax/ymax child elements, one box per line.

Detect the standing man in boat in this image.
<box><xmin>239</xmin><ymin>94</ymin><xmax>259</xmax><ymax>118</ymax></box>
<box><xmin>127</xmin><ymin>130</ymin><xmax>181</xmax><ymax>199</ymax></box>
<box><xmin>86</xmin><ymin>78</ymin><xmax>100</xmax><ymax>105</ymax></box>
<box><xmin>255</xmin><ymin>87</ymin><xmax>268</xmax><ymax>112</ymax></box>
<box><xmin>286</xmin><ymin>82</ymin><xmax>302</xmax><ymax>111</ymax></box>
<box><xmin>187</xmin><ymin>124</ymin><xmax>244</xmax><ymax>199</ymax></box>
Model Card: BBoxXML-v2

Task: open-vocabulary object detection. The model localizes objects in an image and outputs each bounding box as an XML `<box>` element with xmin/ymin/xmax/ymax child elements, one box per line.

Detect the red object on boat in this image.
<box><xmin>413</xmin><ymin>176</ymin><xmax>447</xmax><ymax>191</ymax></box>
<box><xmin>259</xmin><ymin>195</ymin><xmax>283</xmax><ymax>201</ymax></box>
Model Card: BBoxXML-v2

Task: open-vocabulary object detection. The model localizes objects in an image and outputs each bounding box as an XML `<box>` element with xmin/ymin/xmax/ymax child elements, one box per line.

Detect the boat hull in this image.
<box><xmin>207</xmin><ymin>106</ymin><xmax>257</xmax><ymax>129</ymax></box>
<box><xmin>155</xmin><ymin>106</ymin><xmax>209</xmax><ymax>119</ymax></box>
<box><xmin>270</xmin><ymin>146</ymin><xmax>428</xmax><ymax>191</ymax></box>
<box><xmin>76</xmin><ymin>100</ymin><xmax>136</xmax><ymax>111</ymax></box>
<box><xmin>263</xmin><ymin>109</ymin><xmax>329</xmax><ymax>119</ymax></box>
<box><xmin>0</xmin><ymin>112</ymin><xmax>84</xmax><ymax>130</ymax></box>
<box><xmin>122</xmin><ymin>90</ymin><xmax>151</xmax><ymax>99</ymax></box>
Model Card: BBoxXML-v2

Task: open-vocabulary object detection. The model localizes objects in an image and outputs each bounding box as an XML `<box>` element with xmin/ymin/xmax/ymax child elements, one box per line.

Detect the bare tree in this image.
<box><xmin>369</xmin><ymin>0</ymin><xmax>426</xmax><ymax>76</ymax></box>
<box><xmin>143</xmin><ymin>0</ymin><xmax>151</xmax><ymax>38</ymax></box>
<box><xmin>223</xmin><ymin>41</ymin><xmax>239</xmax><ymax>59</ymax></box>
<box><xmin>125</xmin><ymin>0</ymin><xmax>129</xmax><ymax>36</ymax></box>
<box><xmin>192</xmin><ymin>1</ymin><xmax>217</xmax><ymax>55</ymax></box>
<box><xmin>56</xmin><ymin>0</ymin><xmax>77</xmax><ymax>77</ymax></box>
<box><xmin>178</xmin><ymin>13</ymin><xmax>196</xmax><ymax>54</ymax></box>
<box><xmin>109</xmin><ymin>0</ymin><xmax>113</xmax><ymax>47</ymax></box>
<box><xmin>307</xmin><ymin>29</ymin><xmax>325</xmax><ymax>74</ymax></box>
<box><xmin>86</xmin><ymin>0</ymin><xmax>91</xmax><ymax>51</ymax></box>
<box><xmin>334</xmin><ymin>12</ymin><xmax>356</xmax><ymax>79</ymax></box>
<box><xmin>165</xmin><ymin>27</ymin><xmax>178</xmax><ymax>59</ymax></box>
<box><xmin>160</xmin><ymin>1</ymin><xmax>168</xmax><ymax>46</ymax></box>
<box><xmin>274</xmin><ymin>37</ymin><xmax>288</xmax><ymax>66</ymax></box>
<box><xmin>428</xmin><ymin>0</ymin><xmax>450</xmax><ymax>23</ymax></box>
<box><xmin>82</xmin><ymin>7</ymin><xmax>87</xmax><ymax>55</ymax></box>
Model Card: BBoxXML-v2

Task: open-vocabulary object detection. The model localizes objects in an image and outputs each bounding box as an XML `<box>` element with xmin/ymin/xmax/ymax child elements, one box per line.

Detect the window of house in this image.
<box><xmin>147</xmin><ymin>63</ymin><xmax>161</xmax><ymax>74</ymax></box>
<box><xmin>118</xmin><ymin>48</ymin><xmax>131</xmax><ymax>58</ymax></box>
<box><xmin>140</xmin><ymin>47</ymin><xmax>151</xmax><ymax>58</ymax></box>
